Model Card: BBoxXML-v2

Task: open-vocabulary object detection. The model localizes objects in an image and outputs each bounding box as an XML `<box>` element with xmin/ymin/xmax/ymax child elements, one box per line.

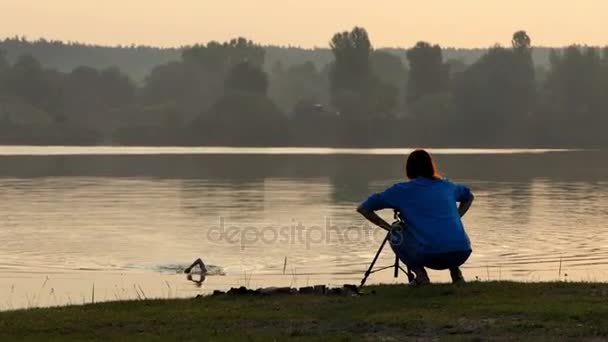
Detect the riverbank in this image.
<box><xmin>1</xmin><ymin>282</ymin><xmax>607</xmax><ymax>340</ymax></box>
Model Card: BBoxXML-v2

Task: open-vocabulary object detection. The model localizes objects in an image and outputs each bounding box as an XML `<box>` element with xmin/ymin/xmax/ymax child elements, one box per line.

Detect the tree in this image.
<box><xmin>192</xmin><ymin>61</ymin><xmax>289</xmax><ymax>146</ymax></box>
<box><xmin>142</xmin><ymin>61</ymin><xmax>203</xmax><ymax>105</ymax></box>
<box><xmin>143</xmin><ymin>37</ymin><xmax>267</xmax><ymax>123</ymax></box>
<box><xmin>406</xmin><ymin>42</ymin><xmax>449</xmax><ymax>104</ymax></box>
<box><xmin>224</xmin><ymin>61</ymin><xmax>268</xmax><ymax>94</ymax></box>
<box><xmin>98</xmin><ymin>67</ymin><xmax>135</xmax><ymax>108</ymax></box>
<box><xmin>0</xmin><ymin>49</ymin><xmax>7</xmax><ymax>73</ymax></box>
<box><xmin>329</xmin><ymin>27</ymin><xmax>373</xmax><ymax>87</ymax></box>
<box><xmin>0</xmin><ymin>50</ymin><xmax>8</xmax><ymax>94</ymax></box>
<box><xmin>328</xmin><ymin>27</ymin><xmax>398</xmax><ymax>120</ymax></box>
<box><xmin>371</xmin><ymin>50</ymin><xmax>407</xmax><ymax>112</ymax></box>
<box><xmin>539</xmin><ymin>46</ymin><xmax>605</xmax><ymax>145</ymax></box>
<box><xmin>543</xmin><ymin>47</ymin><xmax>589</xmax><ymax>118</ymax></box>
<box><xmin>328</xmin><ymin>27</ymin><xmax>374</xmax><ymax>116</ymax></box>
<box><xmin>512</xmin><ymin>31</ymin><xmax>532</xmax><ymax>51</ymax></box>
<box><xmin>452</xmin><ymin>38</ymin><xmax>536</xmax><ymax>145</ymax></box>
<box><xmin>510</xmin><ymin>30</ymin><xmax>536</xmax><ymax>126</ymax></box>
<box><xmin>200</xmin><ymin>92</ymin><xmax>288</xmax><ymax>146</ymax></box>
<box><xmin>445</xmin><ymin>58</ymin><xmax>468</xmax><ymax>76</ymax></box>
<box><xmin>371</xmin><ymin>50</ymin><xmax>407</xmax><ymax>89</ymax></box>
<box><xmin>182</xmin><ymin>37</ymin><xmax>265</xmax><ymax>74</ymax></box>
<box><xmin>268</xmin><ymin>61</ymin><xmax>328</xmax><ymax>115</ymax></box>
<box><xmin>62</xmin><ymin>66</ymin><xmax>135</xmax><ymax>119</ymax></box>
<box><xmin>4</xmin><ymin>54</ymin><xmax>63</xmax><ymax>120</ymax></box>
<box><xmin>62</xmin><ymin>66</ymin><xmax>102</xmax><ymax>117</ymax></box>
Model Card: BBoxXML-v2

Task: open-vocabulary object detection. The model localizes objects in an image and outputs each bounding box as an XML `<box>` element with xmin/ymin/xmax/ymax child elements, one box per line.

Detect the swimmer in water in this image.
<box><xmin>184</xmin><ymin>258</ymin><xmax>208</xmax><ymax>287</ymax></box>
<box><xmin>184</xmin><ymin>258</ymin><xmax>208</xmax><ymax>274</ymax></box>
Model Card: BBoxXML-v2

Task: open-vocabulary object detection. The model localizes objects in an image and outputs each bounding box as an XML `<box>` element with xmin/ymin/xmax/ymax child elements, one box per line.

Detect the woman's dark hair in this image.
<box><xmin>406</xmin><ymin>149</ymin><xmax>440</xmax><ymax>180</ymax></box>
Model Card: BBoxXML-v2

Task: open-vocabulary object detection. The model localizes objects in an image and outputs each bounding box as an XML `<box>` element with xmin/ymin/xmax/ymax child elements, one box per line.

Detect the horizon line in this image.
<box><xmin>1</xmin><ymin>35</ymin><xmax>604</xmax><ymax>52</ymax></box>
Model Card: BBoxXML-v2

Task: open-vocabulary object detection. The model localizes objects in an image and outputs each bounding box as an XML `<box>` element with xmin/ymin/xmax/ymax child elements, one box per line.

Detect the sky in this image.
<box><xmin>1</xmin><ymin>0</ymin><xmax>607</xmax><ymax>48</ymax></box>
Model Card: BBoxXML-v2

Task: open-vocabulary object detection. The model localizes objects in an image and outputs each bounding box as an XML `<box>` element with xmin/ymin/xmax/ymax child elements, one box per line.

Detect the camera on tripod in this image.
<box><xmin>359</xmin><ymin>210</ymin><xmax>414</xmax><ymax>289</ymax></box>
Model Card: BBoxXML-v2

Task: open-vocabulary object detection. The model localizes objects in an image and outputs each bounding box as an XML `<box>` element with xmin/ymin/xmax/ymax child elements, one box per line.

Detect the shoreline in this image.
<box><xmin>1</xmin><ymin>281</ymin><xmax>607</xmax><ymax>340</ymax></box>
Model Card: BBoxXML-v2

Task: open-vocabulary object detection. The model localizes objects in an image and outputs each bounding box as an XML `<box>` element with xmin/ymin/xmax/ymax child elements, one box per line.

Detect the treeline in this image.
<box><xmin>1</xmin><ymin>37</ymin><xmax>557</xmax><ymax>80</ymax></box>
<box><xmin>0</xmin><ymin>29</ymin><xmax>607</xmax><ymax>147</ymax></box>
<box><xmin>0</xmin><ymin>37</ymin><xmax>180</xmax><ymax>81</ymax></box>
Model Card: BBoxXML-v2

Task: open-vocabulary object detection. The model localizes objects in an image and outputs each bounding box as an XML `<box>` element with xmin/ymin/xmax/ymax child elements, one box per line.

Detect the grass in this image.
<box><xmin>1</xmin><ymin>282</ymin><xmax>608</xmax><ymax>341</ymax></box>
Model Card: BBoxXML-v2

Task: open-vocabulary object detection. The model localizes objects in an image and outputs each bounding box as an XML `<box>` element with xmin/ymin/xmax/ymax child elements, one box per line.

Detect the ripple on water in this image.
<box><xmin>150</xmin><ymin>263</ymin><xmax>226</xmax><ymax>276</ymax></box>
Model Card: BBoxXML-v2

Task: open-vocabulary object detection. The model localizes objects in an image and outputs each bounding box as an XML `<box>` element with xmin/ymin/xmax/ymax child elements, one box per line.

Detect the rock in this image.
<box><xmin>328</xmin><ymin>288</ymin><xmax>343</xmax><ymax>296</ymax></box>
<box><xmin>313</xmin><ymin>285</ymin><xmax>326</xmax><ymax>295</ymax></box>
<box><xmin>298</xmin><ymin>286</ymin><xmax>314</xmax><ymax>294</ymax></box>
<box><xmin>257</xmin><ymin>287</ymin><xmax>295</xmax><ymax>295</ymax></box>
<box><xmin>256</xmin><ymin>287</ymin><xmax>276</xmax><ymax>295</ymax></box>
<box><xmin>227</xmin><ymin>286</ymin><xmax>249</xmax><ymax>295</ymax></box>
<box><xmin>343</xmin><ymin>284</ymin><xmax>360</xmax><ymax>296</ymax></box>
<box><xmin>219</xmin><ymin>284</ymin><xmax>360</xmax><ymax>297</ymax></box>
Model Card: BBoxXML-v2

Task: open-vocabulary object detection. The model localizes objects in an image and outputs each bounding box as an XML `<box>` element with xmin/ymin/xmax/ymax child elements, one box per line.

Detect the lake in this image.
<box><xmin>0</xmin><ymin>146</ymin><xmax>607</xmax><ymax>310</ymax></box>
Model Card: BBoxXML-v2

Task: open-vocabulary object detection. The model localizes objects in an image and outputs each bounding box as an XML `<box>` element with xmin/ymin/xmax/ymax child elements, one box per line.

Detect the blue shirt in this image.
<box><xmin>360</xmin><ymin>178</ymin><xmax>473</xmax><ymax>254</ymax></box>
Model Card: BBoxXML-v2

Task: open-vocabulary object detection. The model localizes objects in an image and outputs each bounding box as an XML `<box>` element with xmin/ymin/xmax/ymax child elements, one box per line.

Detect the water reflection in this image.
<box><xmin>187</xmin><ymin>274</ymin><xmax>206</xmax><ymax>288</ymax></box>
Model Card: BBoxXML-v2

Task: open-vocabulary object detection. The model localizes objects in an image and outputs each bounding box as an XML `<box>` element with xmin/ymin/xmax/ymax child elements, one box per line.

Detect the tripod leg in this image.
<box><xmin>394</xmin><ymin>255</ymin><xmax>399</xmax><ymax>278</ymax></box>
<box><xmin>359</xmin><ymin>232</ymin><xmax>390</xmax><ymax>288</ymax></box>
<box><xmin>391</xmin><ymin>237</ymin><xmax>415</xmax><ymax>282</ymax></box>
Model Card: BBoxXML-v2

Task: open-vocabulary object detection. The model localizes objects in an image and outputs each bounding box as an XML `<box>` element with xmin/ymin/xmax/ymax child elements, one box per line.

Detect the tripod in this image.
<box><xmin>359</xmin><ymin>219</ymin><xmax>415</xmax><ymax>288</ymax></box>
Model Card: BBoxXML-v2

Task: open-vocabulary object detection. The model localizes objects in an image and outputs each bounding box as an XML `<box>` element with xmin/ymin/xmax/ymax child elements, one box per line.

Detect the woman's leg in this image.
<box><xmin>389</xmin><ymin>230</ymin><xmax>429</xmax><ymax>284</ymax></box>
<box><xmin>449</xmin><ymin>267</ymin><xmax>465</xmax><ymax>283</ymax></box>
<box><xmin>423</xmin><ymin>251</ymin><xmax>471</xmax><ymax>283</ymax></box>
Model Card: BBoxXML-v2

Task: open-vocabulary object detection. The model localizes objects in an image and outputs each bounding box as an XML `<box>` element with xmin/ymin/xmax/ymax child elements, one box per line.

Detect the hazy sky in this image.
<box><xmin>1</xmin><ymin>0</ymin><xmax>607</xmax><ymax>48</ymax></box>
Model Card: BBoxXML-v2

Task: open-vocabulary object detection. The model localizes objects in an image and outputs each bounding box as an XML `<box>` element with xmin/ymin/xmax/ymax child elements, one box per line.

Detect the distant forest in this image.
<box><xmin>0</xmin><ymin>37</ymin><xmax>558</xmax><ymax>81</ymax></box>
<box><xmin>0</xmin><ymin>31</ymin><xmax>606</xmax><ymax>147</ymax></box>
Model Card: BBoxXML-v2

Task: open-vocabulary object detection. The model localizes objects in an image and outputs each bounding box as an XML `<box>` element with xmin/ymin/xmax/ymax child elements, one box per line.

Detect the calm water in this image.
<box><xmin>0</xmin><ymin>146</ymin><xmax>607</xmax><ymax>310</ymax></box>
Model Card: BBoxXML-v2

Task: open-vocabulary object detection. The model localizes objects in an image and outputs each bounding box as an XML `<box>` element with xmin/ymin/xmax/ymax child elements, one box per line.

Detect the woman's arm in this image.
<box><xmin>357</xmin><ymin>205</ymin><xmax>392</xmax><ymax>230</ymax></box>
<box><xmin>458</xmin><ymin>193</ymin><xmax>475</xmax><ymax>217</ymax></box>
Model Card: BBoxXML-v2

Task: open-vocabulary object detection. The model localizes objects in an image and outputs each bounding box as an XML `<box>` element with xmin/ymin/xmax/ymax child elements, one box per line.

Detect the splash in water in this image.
<box><xmin>154</xmin><ymin>262</ymin><xmax>226</xmax><ymax>276</ymax></box>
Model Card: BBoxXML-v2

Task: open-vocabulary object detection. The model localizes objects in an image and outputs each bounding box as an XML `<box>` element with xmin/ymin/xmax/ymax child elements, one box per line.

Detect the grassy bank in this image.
<box><xmin>1</xmin><ymin>282</ymin><xmax>607</xmax><ymax>341</ymax></box>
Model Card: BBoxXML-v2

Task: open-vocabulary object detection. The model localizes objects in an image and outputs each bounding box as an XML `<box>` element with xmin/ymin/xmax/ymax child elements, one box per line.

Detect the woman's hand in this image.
<box><xmin>458</xmin><ymin>193</ymin><xmax>475</xmax><ymax>217</ymax></box>
<box><xmin>357</xmin><ymin>206</ymin><xmax>392</xmax><ymax>230</ymax></box>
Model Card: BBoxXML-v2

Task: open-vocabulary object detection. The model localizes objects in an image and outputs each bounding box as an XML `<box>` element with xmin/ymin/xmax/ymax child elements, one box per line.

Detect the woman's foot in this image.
<box><xmin>409</xmin><ymin>276</ymin><xmax>430</xmax><ymax>286</ymax></box>
<box><xmin>450</xmin><ymin>267</ymin><xmax>465</xmax><ymax>284</ymax></box>
<box><xmin>409</xmin><ymin>267</ymin><xmax>430</xmax><ymax>286</ymax></box>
